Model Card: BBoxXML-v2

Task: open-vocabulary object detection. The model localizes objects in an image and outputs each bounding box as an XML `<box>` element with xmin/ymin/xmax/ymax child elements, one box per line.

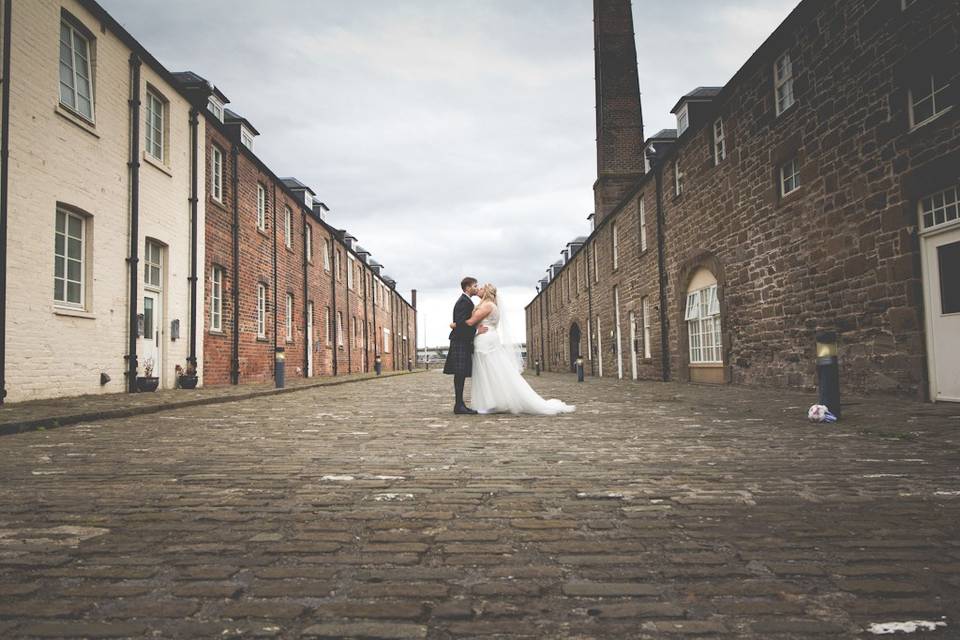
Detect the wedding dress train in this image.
<box><xmin>471</xmin><ymin>305</ymin><xmax>575</xmax><ymax>416</ymax></box>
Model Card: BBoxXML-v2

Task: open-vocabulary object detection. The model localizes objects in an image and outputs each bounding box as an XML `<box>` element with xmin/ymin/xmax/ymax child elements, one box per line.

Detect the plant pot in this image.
<box><xmin>136</xmin><ymin>376</ymin><xmax>159</xmax><ymax>392</ymax></box>
<box><xmin>178</xmin><ymin>375</ymin><xmax>199</xmax><ymax>390</ymax></box>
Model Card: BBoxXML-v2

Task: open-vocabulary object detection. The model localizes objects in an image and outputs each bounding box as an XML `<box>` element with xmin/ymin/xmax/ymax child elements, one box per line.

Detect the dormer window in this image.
<box><xmin>241</xmin><ymin>128</ymin><xmax>255</xmax><ymax>150</ymax></box>
<box><xmin>207</xmin><ymin>97</ymin><xmax>224</xmax><ymax>122</ymax></box>
<box><xmin>676</xmin><ymin>104</ymin><xmax>689</xmax><ymax>135</ymax></box>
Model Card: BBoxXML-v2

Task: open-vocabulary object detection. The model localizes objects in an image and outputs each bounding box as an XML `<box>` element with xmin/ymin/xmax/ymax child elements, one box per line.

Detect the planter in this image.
<box><xmin>178</xmin><ymin>375</ymin><xmax>199</xmax><ymax>390</ymax></box>
<box><xmin>136</xmin><ymin>376</ymin><xmax>159</xmax><ymax>392</ymax></box>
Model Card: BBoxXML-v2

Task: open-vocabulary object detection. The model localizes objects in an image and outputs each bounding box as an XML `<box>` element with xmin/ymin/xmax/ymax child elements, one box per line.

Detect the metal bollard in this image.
<box><xmin>535</xmin><ymin>360</ymin><xmax>541</xmax><ymax>376</ymax></box>
<box><xmin>576</xmin><ymin>356</ymin><xmax>584</xmax><ymax>382</ymax></box>
<box><xmin>375</xmin><ymin>355</ymin><xmax>382</xmax><ymax>376</ymax></box>
<box><xmin>275</xmin><ymin>347</ymin><xmax>285</xmax><ymax>389</ymax></box>
<box><xmin>408</xmin><ymin>358</ymin><xmax>413</xmax><ymax>372</ymax></box>
<box><xmin>815</xmin><ymin>332</ymin><xmax>840</xmax><ymax>419</ymax></box>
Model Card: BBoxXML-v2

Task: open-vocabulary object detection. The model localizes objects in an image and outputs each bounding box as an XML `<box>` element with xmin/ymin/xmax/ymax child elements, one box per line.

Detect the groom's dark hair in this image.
<box><xmin>461</xmin><ymin>277</ymin><xmax>478</xmax><ymax>291</ymax></box>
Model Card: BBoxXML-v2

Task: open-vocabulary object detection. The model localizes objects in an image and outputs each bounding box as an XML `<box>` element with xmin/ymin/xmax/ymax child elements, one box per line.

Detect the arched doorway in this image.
<box><xmin>569</xmin><ymin>323</ymin><xmax>581</xmax><ymax>373</ymax></box>
<box><xmin>684</xmin><ymin>267</ymin><xmax>724</xmax><ymax>383</ymax></box>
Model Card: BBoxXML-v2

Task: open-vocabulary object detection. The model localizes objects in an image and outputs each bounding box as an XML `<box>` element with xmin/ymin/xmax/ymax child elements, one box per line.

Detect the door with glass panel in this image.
<box><xmin>920</xmin><ymin>186</ymin><xmax>960</xmax><ymax>401</ymax></box>
<box><xmin>142</xmin><ymin>241</ymin><xmax>164</xmax><ymax>384</ymax></box>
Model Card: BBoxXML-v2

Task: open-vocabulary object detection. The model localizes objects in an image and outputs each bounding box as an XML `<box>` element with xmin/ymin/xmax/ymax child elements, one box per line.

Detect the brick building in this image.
<box><xmin>0</xmin><ymin>0</ymin><xmax>417</xmax><ymax>403</ymax></box>
<box><xmin>527</xmin><ymin>0</ymin><xmax>959</xmax><ymax>402</ymax></box>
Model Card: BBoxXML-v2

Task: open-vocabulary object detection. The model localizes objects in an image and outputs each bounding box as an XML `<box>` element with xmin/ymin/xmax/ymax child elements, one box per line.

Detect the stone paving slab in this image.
<box><xmin>0</xmin><ymin>370</ymin><xmax>420</xmax><ymax>436</ymax></box>
<box><xmin>0</xmin><ymin>371</ymin><xmax>957</xmax><ymax>638</ymax></box>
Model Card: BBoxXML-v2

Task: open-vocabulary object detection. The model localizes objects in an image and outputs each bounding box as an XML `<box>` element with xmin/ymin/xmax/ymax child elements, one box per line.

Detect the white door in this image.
<box><xmin>306</xmin><ymin>302</ymin><xmax>314</xmax><ymax>377</ymax></box>
<box><xmin>596</xmin><ymin>316</ymin><xmax>603</xmax><ymax>377</ymax></box>
<box><xmin>922</xmin><ymin>224</ymin><xmax>960</xmax><ymax>402</ymax></box>
<box><xmin>629</xmin><ymin>311</ymin><xmax>638</xmax><ymax>380</ymax></box>
<box><xmin>614</xmin><ymin>288</ymin><xmax>623</xmax><ymax>379</ymax></box>
<box><xmin>142</xmin><ymin>292</ymin><xmax>161</xmax><ymax>380</ymax></box>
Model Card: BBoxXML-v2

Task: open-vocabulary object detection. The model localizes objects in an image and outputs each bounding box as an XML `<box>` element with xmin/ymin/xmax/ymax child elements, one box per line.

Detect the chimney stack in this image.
<box><xmin>411</xmin><ymin>289</ymin><xmax>417</xmax><ymax>309</ymax></box>
<box><xmin>593</xmin><ymin>0</ymin><xmax>644</xmax><ymax>224</ymax></box>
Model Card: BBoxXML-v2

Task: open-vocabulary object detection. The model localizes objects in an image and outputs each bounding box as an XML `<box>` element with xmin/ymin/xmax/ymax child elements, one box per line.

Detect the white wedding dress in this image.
<box><xmin>471</xmin><ymin>304</ymin><xmax>576</xmax><ymax>415</ymax></box>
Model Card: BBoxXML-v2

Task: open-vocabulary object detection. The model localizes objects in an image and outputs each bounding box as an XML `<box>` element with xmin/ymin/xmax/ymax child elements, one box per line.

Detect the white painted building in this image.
<box><xmin>0</xmin><ymin>0</ymin><xmax>205</xmax><ymax>402</ymax></box>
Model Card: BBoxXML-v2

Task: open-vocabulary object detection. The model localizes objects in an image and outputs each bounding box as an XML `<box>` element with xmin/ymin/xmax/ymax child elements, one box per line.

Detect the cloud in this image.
<box><xmin>100</xmin><ymin>0</ymin><xmax>796</xmax><ymax>348</ymax></box>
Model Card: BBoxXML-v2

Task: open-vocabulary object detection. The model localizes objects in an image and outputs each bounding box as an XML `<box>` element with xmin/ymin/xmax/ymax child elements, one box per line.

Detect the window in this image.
<box><xmin>676</xmin><ymin>104</ymin><xmax>689</xmax><ymax>135</ymax></box>
<box><xmin>210</xmin><ymin>267</ymin><xmax>223</xmax><ymax>331</ymax></box>
<box><xmin>774</xmin><ymin>52</ymin><xmax>795</xmax><ymax>115</ymax></box>
<box><xmin>919</xmin><ymin>185</ymin><xmax>959</xmax><ymax>232</ymax></box>
<box><xmin>384</xmin><ymin>328</ymin><xmax>391</xmax><ymax>353</ymax></box>
<box><xmin>353</xmin><ymin>317</ymin><xmax>361</xmax><ymax>347</ymax></box>
<box><xmin>241</xmin><ymin>129</ymin><xmax>254</xmax><ymax>150</ymax></box>
<box><xmin>641</xmin><ymin>296</ymin><xmax>652</xmax><ymax>359</ymax></box>
<box><xmin>781</xmin><ymin>158</ymin><xmax>800</xmax><ymax>196</ymax></box>
<box><xmin>674</xmin><ymin>160</ymin><xmax>683</xmax><ymax>196</ymax></box>
<box><xmin>576</xmin><ymin>257</ymin><xmax>582</xmax><ymax>293</ymax></box>
<box><xmin>713</xmin><ymin>118</ymin><xmax>726</xmax><ymax>164</ymax></box>
<box><xmin>686</xmin><ymin>284</ymin><xmax>722</xmax><ymax>364</ymax></box>
<box><xmin>325</xmin><ymin>307</ymin><xmax>331</xmax><ymax>345</ymax></box>
<box><xmin>612</xmin><ymin>223</ymin><xmax>619</xmax><ymax>270</ymax></box>
<box><xmin>323</xmin><ymin>241</ymin><xmax>331</xmax><ymax>271</ymax></box>
<box><xmin>284</xmin><ymin>206</ymin><xmax>292</xmax><ymax>249</ymax></box>
<box><xmin>305</xmin><ymin>225</ymin><xmax>313</xmax><ymax>262</ymax></box>
<box><xmin>909</xmin><ymin>73</ymin><xmax>951</xmax><ymax>129</ymax></box>
<box><xmin>144</xmin><ymin>240</ymin><xmax>162</xmax><ymax>289</ymax></box>
<box><xmin>337</xmin><ymin>311</ymin><xmax>344</xmax><ymax>347</ymax></box>
<box><xmin>53</xmin><ymin>207</ymin><xmax>85</xmax><ymax>307</ymax></box>
<box><xmin>256</xmin><ymin>184</ymin><xmax>266</xmax><ymax>231</ymax></box>
<box><xmin>335</xmin><ymin>250</ymin><xmax>342</xmax><ymax>281</ymax></box>
<box><xmin>59</xmin><ymin>19</ymin><xmax>94</xmax><ymax>121</ymax></box>
<box><xmin>347</xmin><ymin>255</ymin><xmax>355</xmax><ymax>290</ymax></box>
<box><xmin>145</xmin><ymin>89</ymin><xmax>165</xmax><ymax>162</ymax></box>
<box><xmin>207</xmin><ymin>97</ymin><xmax>224</xmax><ymax>122</ymax></box>
<box><xmin>211</xmin><ymin>146</ymin><xmax>223</xmax><ymax>202</ymax></box>
<box><xmin>285</xmin><ymin>293</ymin><xmax>294</xmax><ymax>342</ymax></box>
<box><xmin>256</xmin><ymin>284</ymin><xmax>266</xmax><ymax>338</ymax></box>
<box><xmin>639</xmin><ymin>197</ymin><xmax>647</xmax><ymax>252</ymax></box>
<box><xmin>592</xmin><ymin>245</ymin><xmax>599</xmax><ymax>283</ymax></box>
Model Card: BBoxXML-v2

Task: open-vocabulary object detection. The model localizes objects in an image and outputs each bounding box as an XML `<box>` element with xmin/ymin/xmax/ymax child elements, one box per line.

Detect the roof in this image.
<box><xmin>280</xmin><ymin>177</ymin><xmax>316</xmax><ymax>195</ymax></box>
<box><xmin>648</xmin><ymin>129</ymin><xmax>678</xmax><ymax>141</ymax></box>
<box><xmin>670</xmin><ymin>86</ymin><xmax>723</xmax><ymax>113</ymax></box>
<box><xmin>171</xmin><ymin>71</ymin><xmax>229</xmax><ymax>103</ymax></box>
<box><xmin>224</xmin><ymin>108</ymin><xmax>261</xmax><ymax>136</ymax></box>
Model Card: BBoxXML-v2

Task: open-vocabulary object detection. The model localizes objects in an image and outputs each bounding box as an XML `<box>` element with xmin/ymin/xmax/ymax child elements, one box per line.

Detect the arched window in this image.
<box><xmin>685</xmin><ymin>268</ymin><xmax>722</xmax><ymax>365</ymax></box>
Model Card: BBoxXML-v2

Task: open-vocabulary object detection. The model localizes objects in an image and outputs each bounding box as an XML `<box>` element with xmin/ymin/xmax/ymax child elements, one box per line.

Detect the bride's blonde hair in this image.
<box><xmin>481</xmin><ymin>283</ymin><xmax>497</xmax><ymax>304</ymax></box>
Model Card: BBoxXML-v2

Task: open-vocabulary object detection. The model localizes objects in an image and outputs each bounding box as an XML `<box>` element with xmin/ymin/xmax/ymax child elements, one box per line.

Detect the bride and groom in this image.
<box><xmin>443</xmin><ymin>277</ymin><xmax>575</xmax><ymax>416</ymax></box>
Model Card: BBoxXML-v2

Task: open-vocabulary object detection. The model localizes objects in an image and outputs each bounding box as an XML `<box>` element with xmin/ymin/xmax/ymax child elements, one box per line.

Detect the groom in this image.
<box><xmin>443</xmin><ymin>277</ymin><xmax>486</xmax><ymax>414</ymax></box>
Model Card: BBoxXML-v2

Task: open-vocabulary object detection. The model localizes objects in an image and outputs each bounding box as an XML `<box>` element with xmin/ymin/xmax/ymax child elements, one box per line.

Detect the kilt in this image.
<box><xmin>443</xmin><ymin>340</ymin><xmax>473</xmax><ymax>376</ymax></box>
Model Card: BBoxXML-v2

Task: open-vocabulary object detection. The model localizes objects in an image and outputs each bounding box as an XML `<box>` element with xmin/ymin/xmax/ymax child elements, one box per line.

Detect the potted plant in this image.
<box><xmin>136</xmin><ymin>358</ymin><xmax>159</xmax><ymax>392</ymax></box>
<box><xmin>176</xmin><ymin>363</ymin><xmax>199</xmax><ymax>390</ymax></box>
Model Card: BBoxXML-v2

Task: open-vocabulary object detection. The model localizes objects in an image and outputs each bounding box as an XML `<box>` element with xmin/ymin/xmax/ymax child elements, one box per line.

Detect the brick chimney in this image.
<box><xmin>411</xmin><ymin>289</ymin><xmax>417</xmax><ymax>309</ymax></box>
<box><xmin>593</xmin><ymin>0</ymin><xmax>644</xmax><ymax>224</ymax></box>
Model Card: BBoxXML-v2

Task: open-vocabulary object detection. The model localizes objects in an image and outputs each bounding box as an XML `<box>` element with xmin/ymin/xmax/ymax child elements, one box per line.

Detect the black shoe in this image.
<box><xmin>454</xmin><ymin>403</ymin><xmax>478</xmax><ymax>415</ymax></box>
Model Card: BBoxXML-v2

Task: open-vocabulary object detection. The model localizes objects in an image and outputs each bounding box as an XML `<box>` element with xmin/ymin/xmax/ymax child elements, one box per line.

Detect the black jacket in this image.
<box><xmin>449</xmin><ymin>294</ymin><xmax>477</xmax><ymax>343</ymax></box>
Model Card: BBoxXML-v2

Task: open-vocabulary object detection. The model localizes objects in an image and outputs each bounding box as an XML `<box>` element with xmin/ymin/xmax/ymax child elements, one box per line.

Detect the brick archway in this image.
<box><xmin>675</xmin><ymin>251</ymin><xmax>730</xmax><ymax>384</ymax></box>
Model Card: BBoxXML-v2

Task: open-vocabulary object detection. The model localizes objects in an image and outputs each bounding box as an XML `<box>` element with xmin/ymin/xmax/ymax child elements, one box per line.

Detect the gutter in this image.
<box><xmin>0</xmin><ymin>0</ymin><xmax>11</xmax><ymax>404</ymax></box>
<box><xmin>230</xmin><ymin>142</ymin><xmax>240</xmax><ymax>384</ymax></box>
<box><xmin>187</xmin><ymin>106</ymin><xmax>199</xmax><ymax>370</ymax></box>
<box><xmin>125</xmin><ymin>54</ymin><xmax>142</xmax><ymax>393</ymax></box>
<box><xmin>586</xmin><ymin>242</ymin><xmax>595</xmax><ymax>377</ymax></box>
<box><xmin>302</xmin><ymin>212</ymin><xmax>309</xmax><ymax>376</ymax></box>
<box><xmin>330</xmin><ymin>238</ymin><xmax>338</xmax><ymax>376</ymax></box>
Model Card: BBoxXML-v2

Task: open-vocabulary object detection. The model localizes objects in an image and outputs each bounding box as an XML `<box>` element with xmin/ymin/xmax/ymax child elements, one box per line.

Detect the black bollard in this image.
<box><xmin>535</xmin><ymin>360</ymin><xmax>541</xmax><ymax>376</ymax></box>
<box><xmin>275</xmin><ymin>347</ymin><xmax>285</xmax><ymax>389</ymax></box>
<box><xmin>576</xmin><ymin>356</ymin><xmax>584</xmax><ymax>382</ymax></box>
<box><xmin>375</xmin><ymin>355</ymin><xmax>382</xmax><ymax>376</ymax></box>
<box><xmin>815</xmin><ymin>332</ymin><xmax>840</xmax><ymax>419</ymax></box>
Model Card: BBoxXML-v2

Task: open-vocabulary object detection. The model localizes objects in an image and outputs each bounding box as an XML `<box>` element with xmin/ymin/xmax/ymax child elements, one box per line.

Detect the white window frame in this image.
<box><xmin>676</xmin><ymin>104</ymin><xmax>689</xmax><ymax>135</ymax></box>
<box><xmin>919</xmin><ymin>185</ymin><xmax>959</xmax><ymax>233</ymax></box>
<box><xmin>908</xmin><ymin>73</ymin><xmax>952</xmax><ymax>130</ymax></box>
<box><xmin>207</xmin><ymin>97</ymin><xmax>224</xmax><ymax>122</ymax></box>
<box><xmin>612</xmin><ymin>223</ymin><xmax>619</xmax><ymax>270</ymax></box>
<box><xmin>144</xmin><ymin>240</ymin><xmax>163</xmax><ymax>290</ymax></box>
<box><xmin>285</xmin><ymin>293</ymin><xmax>293</xmax><ymax>342</ymax></box>
<box><xmin>256</xmin><ymin>184</ymin><xmax>267</xmax><ymax>231</ymax></box>
<box><xmin>145</xmin><ymin>88</ymin><xmax>165</xmax><ymax>163</ymax></box>
<box><xmin>210</xmin><ymin>266</ymin><xmax>223</xmax><ymax>332</ymax></box>
<box><xmin>713</xmin><ymin>118</ymin><xmax>726</xmax><ymax>164</ymax></box>
<box><xmin>674</xmin><ymin>160</ymin><xmax>683</xmax><ymax>196</ymax></box>
<box><xmin>774</xmin><ymin>52</ymin><xmax>795</xmax><ymax>116</ymax></box>
<box><xmin>641</xmin><ymin>296</ymin><xmax>652</xmax><ymax>360</ymax></box>
<box><xmin>335</xmin><ymin>249</ymin><xmax>342</xmax><ymax>281</ymax></box>
<box><xmin>323</xmin><ymin>241</ymin><xmax>331</xmax><ymax>271</ymax></box>
<box><xmin>256</xmin><ymin>283</ymin><xmax>266</xmax><ymax>338</ymax></box>
<box><xmin>325</xmin><ymin>307</ymin><xmax>331</xmax><ymax>345</ymax></box>
<box><xmin>284</xmin><ymin>206</ymin><xmax>292</xmax><ymax>249</ymax></box>
<box><xmin>59</xmin><ymin>19</ymin><xmax>94</xmax><ymax>121</ymax></box>
<box><xmin>53</xmin><ymin>207</ymin><xmax>86</xmax><ymax>308</ymax></box>
<box><xmin>639</xmin><ymin>197</ymin><xmax>647</xmax><ymax>252</ymax></box>
<box><xmin>687</xmin><ymin>284</ymin><xmax>722</xmax><ymax>364</ymax></box>
<box><xmin>305</xmin><ymin>224</ymin><xmax>313</xmax><ymax>262</ymax></box>
<box><xmin>592</xmin><ymin>245</ymin><xmax>599</xmax><ymax>283</ymax></box>
<box><xmin>384</xmin><ymin>328</ymin><xmax>391</xmax><ymax>353</ymax></box>
<box><xmin>337</xmin><ymin>311</ymin><xmax>344</xmax><ymax>347</ymax></box>
<box><xmin>211</xmin><ymin>146</ymin><xmax>223</xmax><ymax>202</ymax></box>
<box><xmin>241</xmin><ymin>128</ymin><xmax>254</xmax><ymax>150</ymax></box>
<box><xmin>780</xmin><ymin>158</ymin><xmax>800</xmax><ymax>196</ymax></box>
<box><xmin>347</xmin><ymin>255</ymin><xmax>356</xmax><ymax>290</ymax></box>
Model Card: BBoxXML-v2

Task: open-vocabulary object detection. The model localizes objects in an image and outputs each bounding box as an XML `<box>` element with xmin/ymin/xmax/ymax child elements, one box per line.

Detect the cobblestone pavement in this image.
<box><xmin>1</xmin><ymin>371</ymin><xmax>958</xmax><ymax>639</ymax></box>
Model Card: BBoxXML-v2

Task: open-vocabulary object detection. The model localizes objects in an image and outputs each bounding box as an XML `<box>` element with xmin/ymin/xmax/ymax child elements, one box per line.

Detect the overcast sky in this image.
<box><xmin>101</xmin><ymin>0</ymin><xmax>797</xmax><ymax>348</ymax></box>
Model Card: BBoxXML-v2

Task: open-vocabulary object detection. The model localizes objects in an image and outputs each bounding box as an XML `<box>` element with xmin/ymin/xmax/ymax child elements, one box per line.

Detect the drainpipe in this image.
<box><xmin>302</xmin><ymin>212</ymin><xmax>309</xmax><ymax>376</ymax></box>
<box><xmin>329</xmin><ymin>239</ymin><xmax>337</xmax><ymax>376</ymax></box>
<box><xmin>272</xmin><ymin>184</ymin><xmax>278</xmax><ymax>380</ymax></box>
<box><xmin>653</xmin><ymin>157</ymin><xmax>670</xmax><ymax>382</ymax></box>
<box><xmin>345</xmin><ymin>255</ymin><xmax>352</xmax><ymax>374</ymax></box>
<box><xmin>538</xmin><ymin>291</ymin><xmax>545</xmax><ymax>374</ymax></box>
<box><xmin>187</xmin><ymin>107</ymin><xmax>199</xmax><ymax>370</ymax></box>
<box><xmin>0</xmin><ymin>0</ymin><xmax>12</xmax><ymax>403</ymax></box>
<box><xmin>371</xmin><ymin>275</ymin><xmax>377</xmax><ymax>363</ymax></box>
<box><xmin>586</xmin><ymin>243</ymin><xmax>595</xmax><ymax>377</ymax></box>
<box><xmin>229</xmin><ymin>142</ymin><xmax>240</xmax><ymax>384</ymax></box>
<box><xmin>125</xmin><ymin>54</ymin><xmax>142</xmax><ymax>393</ymax></box>
<box><xmin>362</xmin><ymin>269</ymin><xmax>370</xmax><ymax>372</ymax></box>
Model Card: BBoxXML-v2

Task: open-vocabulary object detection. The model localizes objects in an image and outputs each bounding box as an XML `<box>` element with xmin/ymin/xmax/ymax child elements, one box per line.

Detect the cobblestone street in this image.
<box><xmin>0</xmin><ymin>371</ymin><xmax>958</xmax><ymax>639</ymax></box>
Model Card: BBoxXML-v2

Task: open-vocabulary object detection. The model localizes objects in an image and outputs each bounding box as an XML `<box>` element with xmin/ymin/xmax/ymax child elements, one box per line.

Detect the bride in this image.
<box><xmin>451</xmin><ymin>283</ymin><xmax>575</xmax><ymax>416</ymax></box>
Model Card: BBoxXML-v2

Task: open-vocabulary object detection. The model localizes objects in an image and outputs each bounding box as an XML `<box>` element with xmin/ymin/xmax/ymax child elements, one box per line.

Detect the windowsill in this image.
<box><xmin>53</xmin><ymin>306</ymin><xmax>95</xmax><ymax>320</ymax></box>
<box><xmin>208</xmin><ymin>196</ymin><xmax>228</xmax><ymax>212</ymax></box>
<box><xmin>257</xmin><ymin>227</ymin><xmax>269</xmax><ymax>237</ymax></box>
<box><xmin>285</xmin><ymin>245</ymin><xmax>294</xmax><ymax>253</ymax></box>
<box><xmin>209</xmin><ymin>329</ymin><xmax>226</xmax><ymax>336</ymax></box>
<box><xmin>775</xmin><ymin>102</ymin><xmax>797</xmax><ymax>119</ymax></box>
<box><xmin>256</xmin><ymin>336</ymin><xmax>269</xmax><ymax>343</ymax></box>
<box><xmin>54</xmin><ymin>103</ymin><xmax>99</xmax><ymax>138</ymax></box>
<box><xmin>909</xmin><ymin>106</ymin><xmax>954</xmax><ymax>133</ymax></box>
<box><xmin>689</xmin><ymin>362</ymin><xmax>724</xmax><ymax>368</ymax></box>
<box><xmin>142</xmin><ymin>151</ymin><xmax>173</xmax><ymax>177</ymax></box>
<box><xmin>779</xmin><ymin>187</ymin><xmax>802</xmax><ymax>205</ymax></box>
